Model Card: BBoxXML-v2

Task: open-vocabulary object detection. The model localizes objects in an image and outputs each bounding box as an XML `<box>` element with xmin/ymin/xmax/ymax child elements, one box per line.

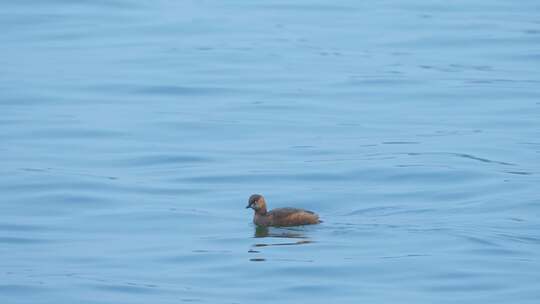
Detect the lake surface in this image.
<box><xmin>1</xmin><ymin>1</ymin><xmax>539</xmax><ymax>303</ymax></box>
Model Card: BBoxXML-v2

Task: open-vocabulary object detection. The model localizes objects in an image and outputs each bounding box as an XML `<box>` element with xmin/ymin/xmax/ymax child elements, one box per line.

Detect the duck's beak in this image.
<box><xmin>245</xmin><ymin>204</ymin><xmax>251</xmax><ymax>209</ymax></box>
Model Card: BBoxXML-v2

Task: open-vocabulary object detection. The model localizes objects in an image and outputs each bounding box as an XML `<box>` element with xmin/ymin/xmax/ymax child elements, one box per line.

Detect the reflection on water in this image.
<box><xmin>254</xmin><ymin>225</ymin><xmax>271</xmax><ymax>238</ymax></box>
<box><xmin>249</xmin><ymin>226</ymin><xmax>314</xmax><ymax>262</ymax></box>
<box><xmin>252</xmin><ymin>226</ymin><xmax>313</xmax><ymax>247</ymax></box>
<box><xmin>254</xmin><ymin>226</ymin><xmax>309</xmax><ymax>239</ymax></box>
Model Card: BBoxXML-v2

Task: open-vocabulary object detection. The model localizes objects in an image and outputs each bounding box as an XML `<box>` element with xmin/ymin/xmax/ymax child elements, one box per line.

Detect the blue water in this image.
<box><xmin>1</xmin><ymin>1</ymin><xmax>539</xmax><ymax>303</ymax></box>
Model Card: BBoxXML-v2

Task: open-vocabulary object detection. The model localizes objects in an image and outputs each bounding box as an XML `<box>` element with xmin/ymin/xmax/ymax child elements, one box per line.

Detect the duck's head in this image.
<box><xmin>246</xmin><ymin>194</ymin><xmax>267</xmax><ymax>214</ymax></box>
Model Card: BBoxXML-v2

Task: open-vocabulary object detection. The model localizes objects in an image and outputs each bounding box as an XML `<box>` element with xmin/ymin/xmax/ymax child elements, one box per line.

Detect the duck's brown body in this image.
<box><xmin>246</xmin><ymin>194</ymin><xmax>320</xmax><ymax>227</ymax></box>
<box><xmin>254</xmin><ymin>207</ymin><xmax>320</xmax><ymax>227</ymax></box>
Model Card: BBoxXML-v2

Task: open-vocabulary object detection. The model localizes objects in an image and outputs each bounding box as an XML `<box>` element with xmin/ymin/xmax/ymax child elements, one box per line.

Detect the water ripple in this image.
<box><xmin>87</xmin><ymin>84</ymin><xmax>234</xmax><ymax>97</ymax></box>
<box><xmin>0</xmin><ymin>237</ymin><xmax>51</xmax><ymax>244</ymax></box>
<box><xmin>115</xmin><ymin>154</ymin><xmax>211</xmax><ymax>166</ymax></box>
<box><xmin>94</xmin><ymin>284</ymin><xmax>159</xmax><ymax>294</ymax></box>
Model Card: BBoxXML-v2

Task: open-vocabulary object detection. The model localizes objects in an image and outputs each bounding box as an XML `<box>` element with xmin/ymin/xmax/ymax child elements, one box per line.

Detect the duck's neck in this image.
<box><xmin>256</xmin><ymin>199</ymin><xmax>268</xmax><ymax>215</ymax></box>
<box><xmin>255</xmin><ymin>207</ymin><xmax>267</xmax><ymax>215</ymax></box>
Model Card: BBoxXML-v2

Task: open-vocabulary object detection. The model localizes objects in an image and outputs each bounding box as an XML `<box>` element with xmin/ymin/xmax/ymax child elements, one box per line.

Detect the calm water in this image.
<box><xmin>1</xmin><ymin>1</ymin><xmax>539</xmax><ymax>303</ymax></box>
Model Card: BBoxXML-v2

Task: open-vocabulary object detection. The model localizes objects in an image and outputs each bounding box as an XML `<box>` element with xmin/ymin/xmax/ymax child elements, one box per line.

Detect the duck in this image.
<box><xmin>245</xmin><ymin>194</ymin><xmax>321</xmax><ymax>227</ymax></box>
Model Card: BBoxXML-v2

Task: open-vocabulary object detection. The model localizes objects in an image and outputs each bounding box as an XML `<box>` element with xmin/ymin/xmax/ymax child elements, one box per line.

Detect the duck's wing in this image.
<box><xmin>268</xmin><ymin>207</ymin><xmax>319</xmax><ymax>226</ymax></box>
<box><xmin>269</xmin><ymin>208</ymin><xmax>307</xmax><ymax>218</ymax></box>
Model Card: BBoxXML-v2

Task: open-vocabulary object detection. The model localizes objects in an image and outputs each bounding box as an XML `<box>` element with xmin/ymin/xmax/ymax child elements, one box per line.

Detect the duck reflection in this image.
<box><xmin>252</xmin><ymin>226</ymin><xmax>313</xmax><ymax>247</ymax></box>
<box><xmin>248</xmin><ymin>226</ymin><xmax>314</xmax><ymax>262</ymax></box>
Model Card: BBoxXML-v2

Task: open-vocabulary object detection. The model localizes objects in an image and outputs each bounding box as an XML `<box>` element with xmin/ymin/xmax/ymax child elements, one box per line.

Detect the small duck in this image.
<box><xmin>245</xmin><ymin>194</ymin><xmax>321</xmax><ymax>227</ymax></box>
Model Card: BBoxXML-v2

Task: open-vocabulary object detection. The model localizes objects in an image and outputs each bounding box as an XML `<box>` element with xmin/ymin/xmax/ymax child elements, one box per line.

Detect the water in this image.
<box><xmin>1</xmin><ymin>0</ymin><xmax>539</xmax><ymax>303</ymax></box>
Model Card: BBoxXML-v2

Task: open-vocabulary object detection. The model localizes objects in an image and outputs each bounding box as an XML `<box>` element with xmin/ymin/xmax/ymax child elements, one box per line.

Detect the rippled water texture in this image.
<box><xmin>1</xmin><ymin>1</ymin><xmax>539</xmax><ymax>303</ymax></box>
